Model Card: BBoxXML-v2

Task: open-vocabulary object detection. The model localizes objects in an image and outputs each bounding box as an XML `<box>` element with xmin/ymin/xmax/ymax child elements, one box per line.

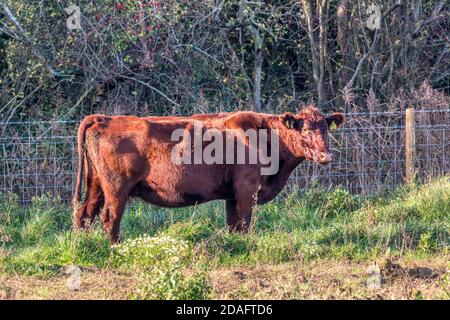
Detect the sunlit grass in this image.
<box><xmin>0</xmin><ymin>177</ymin><xmax>448</xmax><ymax>290</ymax></box>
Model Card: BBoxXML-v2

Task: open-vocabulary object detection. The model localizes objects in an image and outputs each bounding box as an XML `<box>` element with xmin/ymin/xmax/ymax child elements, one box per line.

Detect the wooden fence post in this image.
<box><xmin>405</xmin><ymin>107</ymin><xmax>415</xmax><ymax>184</ymax></box>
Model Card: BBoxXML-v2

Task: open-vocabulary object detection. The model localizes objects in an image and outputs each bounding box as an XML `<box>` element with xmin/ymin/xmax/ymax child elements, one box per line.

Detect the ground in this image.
<box><xmin>211</xmin><ymin>258</ymin><xmax>448</xmax><ymax>300</ymax></box>
<box><xmin>0</xmin><ymin>257</ymin><xmax>447</xmax><ymax>300</ymax></box>
<box><xmin>0</xmin><ymin>177</ymin><xmax>449</xmax><ymax>300</ymax></box>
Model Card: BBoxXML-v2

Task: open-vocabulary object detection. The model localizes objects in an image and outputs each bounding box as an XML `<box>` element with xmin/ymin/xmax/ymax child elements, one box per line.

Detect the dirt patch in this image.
<box><xmin>0</xmin><ymin>257</ymin><xmax>448</xmax><ymax>300</ymax></box>
<box><xmin>0</xmin><ymin>269</ymin><xmax>139</xmax><ymax>300</ymax></box>
<box><xmin>408</xmin><ymin>267</ymin><xmax>441</xmax><ymax>280</ymax></box>
<box><xmin>378</xmin><ymin>257</ymin><xmax>444</xmax><ymax>280</ymax></box>
<box><xmin>210</xmin><ymin>258</ymin><xmax>449</xmax><ymax>300</ymax></box>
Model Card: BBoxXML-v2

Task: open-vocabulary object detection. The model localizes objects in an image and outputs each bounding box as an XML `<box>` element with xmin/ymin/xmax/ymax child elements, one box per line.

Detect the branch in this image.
<box><xmin>2</xmin><ymin>1</ymin><xmax>60</xmax><ymax>78</ymax></box>
<box><xmin>120</xmin><ymin>75</ymin><xmax>180</xmax><ymax>107</ymax></box>
<box><xmin>412</xmin><ymin>0</ymin><xmax>447</xmax><ymax>36</ymax></box>
<box><xmin>383</xmin><ymin>0</ymin><xmax>401</xmax><ymax>17</ymax></box>
<box><xmin>344</xmin><ymin>29</ymin><xmax>379</xmax><ymax>90</ymax></box>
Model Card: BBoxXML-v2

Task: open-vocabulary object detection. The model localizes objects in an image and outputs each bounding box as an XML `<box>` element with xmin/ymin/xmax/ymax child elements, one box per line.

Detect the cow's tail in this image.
<box><xmin>72</xmin><ymin>116</ymin><xmax>96</xmax><ymax>216</ymax></box>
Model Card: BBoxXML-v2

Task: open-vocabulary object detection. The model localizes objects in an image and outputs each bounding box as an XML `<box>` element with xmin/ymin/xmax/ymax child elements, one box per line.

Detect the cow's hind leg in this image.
<box><xmin>73</xmin><ymin>173</ymin><xmax>104</xmax><ymax>229</ymax></box>
<box><xmin>100</xmin><ymin>189</ymin><xmax>128</xmax><ymax>245</ymax></box>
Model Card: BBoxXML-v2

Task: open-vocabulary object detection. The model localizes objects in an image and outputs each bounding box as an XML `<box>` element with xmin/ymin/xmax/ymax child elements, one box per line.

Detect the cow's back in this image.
<box><xmin>83</xmin><ymin>112</ymin><xmax>270</xmax><ymax>207</ymax></box>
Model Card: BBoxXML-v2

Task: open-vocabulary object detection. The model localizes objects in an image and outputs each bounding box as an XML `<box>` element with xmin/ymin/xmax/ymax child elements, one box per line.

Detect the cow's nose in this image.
<box><xmin>318</xmin><ymin>152</ymin><xmax>332</xmax><ymax>164</ymax></box>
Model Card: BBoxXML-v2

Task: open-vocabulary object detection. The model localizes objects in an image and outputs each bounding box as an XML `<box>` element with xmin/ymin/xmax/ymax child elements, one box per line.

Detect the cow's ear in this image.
<box><xmin>281</xmin><ymin>112</ymin><xmax>296</xmax><ymax>129</ymax></box>
<box><xmin>326</xmin><ymin>112</ymin><xmax>345</xmax><ymax>131</ymax></box>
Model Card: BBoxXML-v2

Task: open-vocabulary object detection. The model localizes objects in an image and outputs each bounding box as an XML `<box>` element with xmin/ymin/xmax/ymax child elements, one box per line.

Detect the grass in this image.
<box><xmin>0</xmin><ymin>177</ymin><xmax>449</xmax><ymax>299</ymax></box>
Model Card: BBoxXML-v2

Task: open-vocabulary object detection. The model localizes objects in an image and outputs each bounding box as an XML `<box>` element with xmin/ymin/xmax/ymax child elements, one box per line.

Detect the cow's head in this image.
<box><xmin>281</xmin><ymin>106</ymin><xmax>344</xmax><ymax>165</ymax></box>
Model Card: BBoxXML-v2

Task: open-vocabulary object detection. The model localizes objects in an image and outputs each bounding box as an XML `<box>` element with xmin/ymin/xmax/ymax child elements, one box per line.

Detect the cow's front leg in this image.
<box><xmin>226</xmin><ymin>199</ymin><xmax>239</xmax><ymax>231</ymax></box>
<box><xmin>101</xmin><ymin>195</ymin><xmax>127</xmax><ymax>244</ymax></box>
<box><xmin>226</xmin><ymin>193</ymin><xmax>256</xmax><ymax>233</ymax></box>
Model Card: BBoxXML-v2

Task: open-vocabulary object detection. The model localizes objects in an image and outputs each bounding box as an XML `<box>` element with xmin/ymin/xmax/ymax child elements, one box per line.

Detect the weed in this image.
<box><xmin>113</xmin><ymin>234</ymin><xmax>211</xmax><ymax>299</ymax></box>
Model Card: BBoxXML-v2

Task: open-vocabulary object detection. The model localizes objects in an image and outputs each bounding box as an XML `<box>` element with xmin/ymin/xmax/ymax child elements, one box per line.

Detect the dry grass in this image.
<box><xmin>0</xmin><ymin>268</ymin><xmax>139</xmax><ymax>300</ymax></box>
<box><xmin>210</xmin><ymin>256</ymin><xmax>449</xmax><ymax>300</ymax></box>
<box><xmin>1</xmin><ymin>178</ymin><xmax>448</xmax><ymax>300</ymax></box>
<box><xmin>1</xmin><ymin>256</ymin><xmax>447</xmax><ymax>300</ymax></box>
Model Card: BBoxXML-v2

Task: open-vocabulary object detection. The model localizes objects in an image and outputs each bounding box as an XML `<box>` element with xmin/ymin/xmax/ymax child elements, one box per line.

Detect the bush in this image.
<box><xmin>112</xmin><ymin>234</ymin><xmax>211</xmax><ymax>300</ymax></box>
<box><xmin>134</xmin><ymin>264</ymin><xmax>211</xmax><ymax>300</ymax></box>
<box><xmin>418</xmin><ymin>232</ymin><xmax>434</xmax><ymax>255</ymax></box>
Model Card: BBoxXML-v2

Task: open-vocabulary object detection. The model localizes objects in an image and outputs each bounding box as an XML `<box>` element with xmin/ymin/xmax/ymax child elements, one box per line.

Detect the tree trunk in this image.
<box><xmin>250</xmin><ymin>25</ymin><xmax>263</xmax><ymax>112</ymax></box>
<box><xmin>300</xmin><ymin>0</ymin><xmax>327</xmax><ymax>106</ymax></box>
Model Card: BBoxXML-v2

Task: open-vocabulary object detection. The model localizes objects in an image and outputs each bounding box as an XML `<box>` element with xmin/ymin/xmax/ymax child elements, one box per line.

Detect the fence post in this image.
<box><xmin>405</xmin><ymin>107</ymin><xmax>415</xmax><ymax>184</ymax></box>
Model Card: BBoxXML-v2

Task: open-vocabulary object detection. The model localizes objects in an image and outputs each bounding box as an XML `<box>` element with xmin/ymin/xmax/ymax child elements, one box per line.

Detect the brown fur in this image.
<box><xmin>72</xmin><ymin>107</ymin><xmax>344</xmax><ymax>244</ymax></box>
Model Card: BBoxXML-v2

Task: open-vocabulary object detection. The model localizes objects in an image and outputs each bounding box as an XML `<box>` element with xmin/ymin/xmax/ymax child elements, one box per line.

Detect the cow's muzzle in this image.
<box><xmin>316</xmin><ymin>152</ymin><xmax>332</xmax><ymax>165</ymax></box>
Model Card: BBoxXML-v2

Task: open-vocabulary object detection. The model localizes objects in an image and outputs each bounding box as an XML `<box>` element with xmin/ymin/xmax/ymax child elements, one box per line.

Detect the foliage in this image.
<box><xmin>302</xmin><ymin>184</ymin><xmax>361</xmax><ymax>219</ymax></box>
<box><xmin>112</xmin><ymin>234</ymin><xmax>211</xmax><ymax>299</ymax></box>
<box><xmin>134</xmin><ymin>266</ymin><xmax>211</xmax><ymax>300</ymax></box>
<box><xmin>0</xmin><ymin>1</ymin><xmax>448</xmax><ymax>120</ymax></box>
<box><xmin>0</xmin><ymin>177</ymin><xmax>448</xmax><ymax>298</ymax></box>
<box><xmin>112</xmin><ymin>234</ymin><xmax>191</xmax><ymax>270</ymax></box>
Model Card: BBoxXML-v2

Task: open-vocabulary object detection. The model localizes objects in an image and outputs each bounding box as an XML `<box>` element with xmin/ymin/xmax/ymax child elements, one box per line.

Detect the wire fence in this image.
<box><xmin>292</xmin><ymin>109</ymin><xmax>450</xmax><ymax>195</ymax></box>
<box><xmin>0</xmin><ymin>109</ymin><xmax>449</xmax><ymax>204</ymax></box>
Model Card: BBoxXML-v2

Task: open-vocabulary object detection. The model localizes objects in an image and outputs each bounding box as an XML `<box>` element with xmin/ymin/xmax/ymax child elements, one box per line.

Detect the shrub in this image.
<box><xmin>112</xmin><ymin>234</ymin><xmax>211</xmax><ymax>300</ymax></box>
<box><xmin>134</xmin><ymin>264</ymin><xmax>211</xmax><ymax>300</ymax></box>
<box><xmin>418</xmin><ymin>232</ymin><xmax>434</xmax><ymax>255</ymax></box>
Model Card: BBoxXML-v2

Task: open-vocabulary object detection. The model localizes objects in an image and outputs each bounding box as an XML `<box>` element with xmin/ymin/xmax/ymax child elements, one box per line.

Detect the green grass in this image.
<box><xmin>0</xmin><ymin>177</ymin><xmax>448</xmax><ymax>297</ymax></box>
